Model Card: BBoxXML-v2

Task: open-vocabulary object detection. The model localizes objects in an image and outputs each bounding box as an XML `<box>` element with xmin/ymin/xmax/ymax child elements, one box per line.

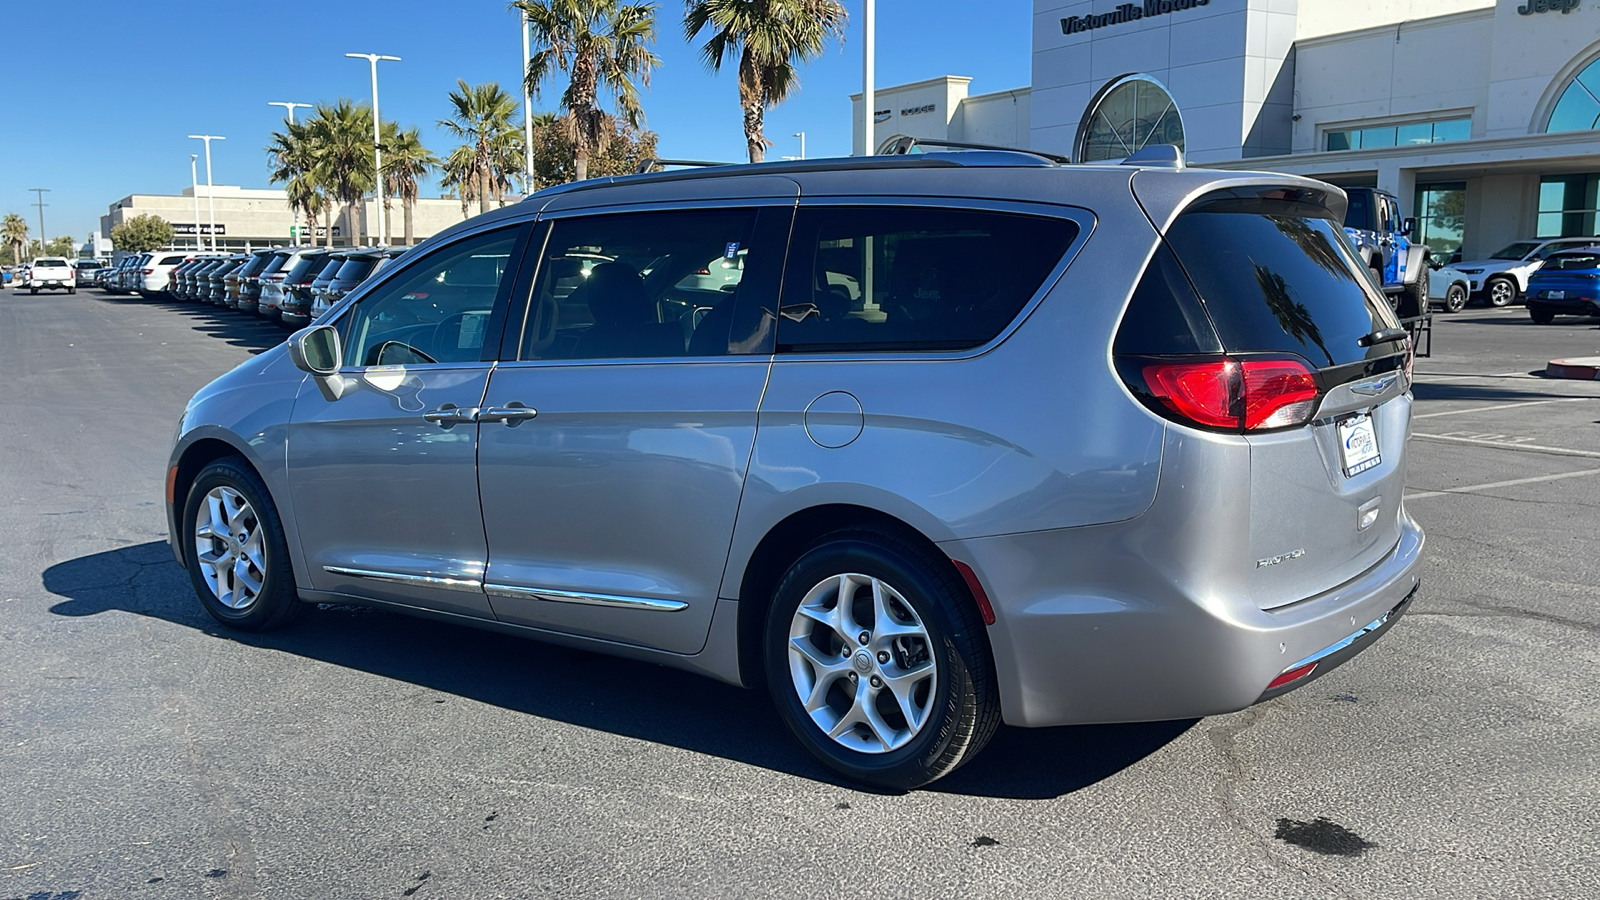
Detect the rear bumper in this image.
<box><xmin>942</xmin><ymin>511</ymin><xmax>1425</xmax><ymax>728</ymax></box>
<box><xmin>1527</xmin><ymin>296</ymin><xmax>1600</xmax><ymax>315</ymax></box>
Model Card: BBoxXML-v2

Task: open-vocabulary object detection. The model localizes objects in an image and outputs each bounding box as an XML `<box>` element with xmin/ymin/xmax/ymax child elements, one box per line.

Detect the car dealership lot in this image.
<box><xmin>1</xmin><ymin>290</ymin><xmax>1596</xmax><ymax>898</ymax></box>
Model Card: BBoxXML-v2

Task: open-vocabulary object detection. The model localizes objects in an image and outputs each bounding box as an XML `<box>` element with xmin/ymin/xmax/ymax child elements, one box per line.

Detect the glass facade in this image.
<box><xmin>1547</xmin><ymin>58</ymin><xmax>1600</xmax><ymax>133</ymax></box>
<box><xmin>1325</xmin><ymin>117</ymin><xmax>1470</xmax><ymax>152</ymax></box>
<box><xmin>1413</xmin><ymin>182</ymin><xmax>1467</xmax><ymax>260</ymax></box>
<box><xmin>1537</xmin><ymin>175</ymin><xmax>1600</xmax><ymax>238</ymax></box>
<box><xmin>1076</xmin><ymin>75</ymin><xmax>1185</xmax><ymax>163</ymax></box>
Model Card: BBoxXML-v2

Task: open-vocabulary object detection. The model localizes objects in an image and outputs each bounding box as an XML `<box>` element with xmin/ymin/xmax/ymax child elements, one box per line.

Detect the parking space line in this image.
<box><xmin>1406</xmin><ymin>467</ymin><xmax>1600</xmax><ymax>501</ymax></box>
<box><xmin>1414</xmin><ymin>432</ymin><xmax>1600</xmax><ymax>459</ymax></box>
<box><xmin>1414</xmin><ymin>398</ymin><xmax>1591</xmax><ymax>419</ymax></box>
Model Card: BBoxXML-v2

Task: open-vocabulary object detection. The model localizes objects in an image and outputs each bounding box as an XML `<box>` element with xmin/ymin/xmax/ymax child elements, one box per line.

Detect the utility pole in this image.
<box><xmin>346</xmin><ymin>52</ymin><xmax>401</xmax><ymax>245</ymax></box>
<box><xmin>28</xmin><ymin>188</ymin><xmax>49</xmax><ymax>261</ymax></box>
<box><xmin>863</xmin><ymin>0</ymin><xmax>875</xmax><ymax>156</ymax></box>
<box><xmin>187</xmin><ymin>135</ymin><xmax>224</xmax><ymax>251</ymax></box>
<box><xmin>521</xmin><ymin>7</ymin><xmax>535</xmax><ymax>195</ymax></box>
<box><xmin>269</xmin><ymin>102</ymin><xmax>313</xmax><ymax>244</ymax></box>
<box><xmin>190</xmin><ymin>155</ymin><xmax>203</xmax><ymax>251</ymax></box>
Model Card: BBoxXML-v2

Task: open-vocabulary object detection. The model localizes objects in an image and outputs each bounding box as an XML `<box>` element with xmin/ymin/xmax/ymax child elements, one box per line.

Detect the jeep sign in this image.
<box><xmin>1517</xmin><ymin>0</ymin><xmax>1580</xmax><ymax>13</ymax></box>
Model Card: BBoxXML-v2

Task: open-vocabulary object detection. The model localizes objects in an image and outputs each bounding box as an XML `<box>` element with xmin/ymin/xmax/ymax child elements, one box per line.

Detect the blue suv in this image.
<box><xmin>1526</xmin><ymin>246</ymin><xmax>1600</xmax><ymax>324</ymax></box>
<box><xmin>1342</xmin><ymin>187</ymin><xmax>1431</xmax><ymax>318</ymax></box>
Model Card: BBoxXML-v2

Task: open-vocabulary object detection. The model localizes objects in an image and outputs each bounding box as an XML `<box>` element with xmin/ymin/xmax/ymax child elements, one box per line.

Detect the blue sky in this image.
<box><xmin>1</xmin><ymin>0</ymin><xmax>1033</xmax><ymax>245</ymax></box>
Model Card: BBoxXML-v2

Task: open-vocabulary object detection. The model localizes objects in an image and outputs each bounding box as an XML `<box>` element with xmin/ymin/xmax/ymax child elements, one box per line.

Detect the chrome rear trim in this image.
<box><xmin>482</xmin><ymin>583</ymin><xmax>688</xmax><ymax>612</ymax></box>
<box><xmin>323</xmin><ymin>565</ymin><xmax>483</xmax><ymax>593</ymax></box>
<box><xmin>1280</xmin><ymin>591</ymin><xmax>1409</xmax><ymax>674</ymax></box>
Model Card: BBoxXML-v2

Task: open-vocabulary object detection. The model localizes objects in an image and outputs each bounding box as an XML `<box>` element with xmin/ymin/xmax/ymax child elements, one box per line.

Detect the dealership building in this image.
<box><xmin>855</xmin><ymin>0</ymin><xmax>1600</xmax><ymax>261</ymax></box>
<box><xmin>99</xmin><ymin>185</ymin><xmax>475</xmax><ymax>254</ymax></box>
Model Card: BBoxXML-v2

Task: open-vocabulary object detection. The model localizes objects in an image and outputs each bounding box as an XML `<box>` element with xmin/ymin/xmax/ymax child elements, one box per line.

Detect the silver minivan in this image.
<box><xmin>166</xmin><ymin>151</ymin><xmax>1424</xmax><ymax>788</ymax></box>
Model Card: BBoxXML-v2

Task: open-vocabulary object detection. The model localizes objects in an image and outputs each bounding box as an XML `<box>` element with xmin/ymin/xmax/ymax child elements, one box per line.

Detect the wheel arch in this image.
<box><xmin>168</xmin><ymin>434</ymin><xmax>267</xmax><ymax>568</ymax></box>
<box><xmin>731</xmin><ymin>503</ymin><xmax>993</xmax><ymax>690</ymax></box>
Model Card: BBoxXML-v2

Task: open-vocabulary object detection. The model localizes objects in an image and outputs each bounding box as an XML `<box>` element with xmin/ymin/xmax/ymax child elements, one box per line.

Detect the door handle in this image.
<box><xmin>423</xmin><ymin>403</ymin><xmax>480</xmax><ymax>426</ymax></box>
<box><xmin>479</xmin><ymin>402</ymin><xmax>537</xmax><ymax>425</ymax></box>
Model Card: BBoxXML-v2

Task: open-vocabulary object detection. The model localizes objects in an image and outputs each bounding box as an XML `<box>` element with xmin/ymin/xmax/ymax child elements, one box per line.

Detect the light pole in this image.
<box><xmin>189</xmin><ymin>155</ymin><xmax>203</xmax><ymax>251</ymax></box>
<box><xmin>187</xmin><ymin>135</ymin><xmax>224</xmax><ymax>251</ymax></box>
<box><xmin>863</xmin><ymin>0</ymin><xmax>875</xmax><ymax>156</ymax></box>
<box><xmin>795</xmin><ymin>132</ymin><xmax>806</xmax><ymax>160</ymax></box>
<box><xmin>28</xmin><ymin>188</ymin><xmax>48</xmax><ymax>261</ymax></box>
<box><xmin>346</xmin><ymin>52</ymin><xmax>401</xmax><ymax>246</ymax></box>
<box><xmin>521</xmin><ymin>8</ymin><xmax>535</xmax><ymax>195</ymax></box>
<box><xmin>269</xmin><ymin>102</ymin><xmax>313</xmax><ymax>244</ymax></box>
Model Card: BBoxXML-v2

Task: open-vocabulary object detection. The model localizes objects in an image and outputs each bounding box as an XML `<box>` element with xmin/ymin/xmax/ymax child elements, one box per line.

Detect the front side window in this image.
<box><xmin>342</xmin><ymin>228</ymin><xmax>520</xmax><ymax>368</ymax></box>
<box><xmin>776</xmin><ymin>206</ymin><xmax>1079</xmax><ymax>352</ymax></box>
<box><xmin>520</xmin><ymin>209</ymin><xmax>759</xmax><ymax>360</ymax></box>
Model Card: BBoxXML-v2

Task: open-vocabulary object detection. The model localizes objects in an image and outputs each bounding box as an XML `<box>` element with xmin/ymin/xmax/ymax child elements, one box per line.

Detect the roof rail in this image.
<box><xmin>634</xmin><ymin>158</ymin><xmax>736</xmax><ymax>175</ymax></box>
<box><xmin>874</xmin><ymin>134</ymin><xmax>1072</xmax><ymax>165</ymax></box>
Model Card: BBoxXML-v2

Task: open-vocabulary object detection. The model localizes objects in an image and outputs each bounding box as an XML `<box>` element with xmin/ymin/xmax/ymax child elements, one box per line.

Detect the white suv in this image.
<box><xmin>139</xmin><ymin>251</ymin><xmax>197</xmax><ymax>298</ymax></box>
<box><xmin>1454</xmin><ymin>237</ymin><xmax>1599</xmax><ymax>307</ymax></box>
<box><xmin>27</xmin><ymin>258</ymin><xmax>75</xmax><ymax>294</ymax></box>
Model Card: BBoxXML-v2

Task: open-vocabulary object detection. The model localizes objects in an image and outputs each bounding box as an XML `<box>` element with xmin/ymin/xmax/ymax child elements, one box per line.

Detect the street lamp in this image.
<box><xmin>189</xmin><ymin>155</ymin><xmax>202</xmax><ymax>251</ymax></box>
<box><xmin>863</xmin><ymin>0</ymin><xmax>875</xmax><ymax>156</ymax></box>
<box><xmin>520</xmin><ymin>8</ymin><xmax>535</xmax><ymax>195</ymax></box>
<box><xmin>28</xmin><ymin>188</ymin><xmax>48</xmax><ymax>261</ymax></box>
<box><xmin>187</xmin><ymin>135</ymin><xmax>224</xmax><ymax>251</ymax></box>
<box><xmin>269</xmin><ymin>102</ymin><xmax>313</xmax><ymax>244</ymax></box>
<box><xmin>268</xmin><ymin>100</ymin><xmax>313</xmax><ymax>124</ymax></box>
<box><xmin>794</xmin><ymin>132</ymin><xmax>806</xmax><ymax>160</ymax></box>
<box><xmin>346</xmin><ymin>52</ymin><xmax>401</xmax><ymax>246</ymax></box>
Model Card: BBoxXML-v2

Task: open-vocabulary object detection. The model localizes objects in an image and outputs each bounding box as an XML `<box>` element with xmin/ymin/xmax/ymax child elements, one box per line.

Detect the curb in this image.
<box><xmin>1546</xmin><ymin>357</ymin><xmax>1600</xmax><ymax>380</ymax></box>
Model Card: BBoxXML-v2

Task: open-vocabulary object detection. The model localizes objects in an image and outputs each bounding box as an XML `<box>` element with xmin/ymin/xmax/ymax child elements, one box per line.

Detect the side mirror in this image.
<box><xmin>1401</xmin><ymin>217</ymin><xmax>1418</xmax><ymax>239</ymax></box>
<box><xmin>287</xmin><ymin>325</ymin><xmax>351</xmax><ymax>401</ymax></box>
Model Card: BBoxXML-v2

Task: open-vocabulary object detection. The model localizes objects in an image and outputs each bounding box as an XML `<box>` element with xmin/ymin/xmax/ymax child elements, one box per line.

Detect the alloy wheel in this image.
<box><xmin>787</xmin><ymin>573</ymin><xmax>938</xmax><ymax>754</ymax></box>
<box><xmin>193</xmin><ymin>485</ymin><xmax>267</xmax><ymax>610</ymax></box>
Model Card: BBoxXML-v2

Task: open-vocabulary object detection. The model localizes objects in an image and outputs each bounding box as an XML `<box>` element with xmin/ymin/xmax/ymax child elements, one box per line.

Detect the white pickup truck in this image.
<box><xmin>27</xmin><ymin>257</ymin><xmax>76</xmax><ymax>295</ymax></box>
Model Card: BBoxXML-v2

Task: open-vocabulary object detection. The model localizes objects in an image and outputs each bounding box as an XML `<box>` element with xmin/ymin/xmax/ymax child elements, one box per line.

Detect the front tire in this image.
<box><xmin>182</xmin><ymin>457</ymin><xmax>303</xmax><ymax>631</ymax></box>
<box><xmin>1443</xmin><ymin>283</ymin><xmax>1468</xmax><ymax>313</ymax></box>
<box><xmin>1485</xmin><ymin>276</ymin><xmax>1517</xmax><ymax>308</ymax></box>
<box><xmin>764</xmin><ymin>528</ymin><xmax>1000</xmax><ymax>790</ymax></box>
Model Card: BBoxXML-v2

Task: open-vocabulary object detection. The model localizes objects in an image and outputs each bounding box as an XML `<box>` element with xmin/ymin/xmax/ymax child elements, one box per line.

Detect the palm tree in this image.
<box><xmin>266</xmin><ymin>121</ymin><xmax>329</xmax><ymax>248</ymax></box>
<box><xmin>382</xmin><ymin>125</ymin><xmax>438</xmax><ymax>246</ymax></box>
<box><xmin>440</xmin><ymin>146</ymin><xmax>480</xmax><ymax>220</ymax></box>
<box><xmin>516</xmin><ymin>0</ymin><xmax>661</xmax><ymax>182</ymax></box>
<box><xmin>684</xmin><ymin>0</ymin><xmax>847</xmax><ymax>163</ymax></box>
<box><xmin>1</xmin><ymin>213</ymin><xmax>27</xmax><ymax>265</ymax></box>
<box><xmin>306</xmin><ymin>100</ymin><xmax>376</xmax><ymax>245</ymax></box>
<box><xmin>440</xmin><ymin>80</ymin><xmax>522</xmax><ymax>217</ymax></box>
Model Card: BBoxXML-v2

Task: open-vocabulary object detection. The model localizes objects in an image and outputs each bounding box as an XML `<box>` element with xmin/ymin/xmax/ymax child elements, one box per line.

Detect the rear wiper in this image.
<box><xmin>1358</xmin><ymin>327</ymin><xmax>1409</xmax><ymax>347</ymax></box>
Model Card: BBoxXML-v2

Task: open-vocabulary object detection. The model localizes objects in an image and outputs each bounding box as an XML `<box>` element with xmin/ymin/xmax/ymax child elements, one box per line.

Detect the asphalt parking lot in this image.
<box><xmin>2</xmin><ymin>288</ymin><xmax>1597</xmax><ymax>899</ymax></box>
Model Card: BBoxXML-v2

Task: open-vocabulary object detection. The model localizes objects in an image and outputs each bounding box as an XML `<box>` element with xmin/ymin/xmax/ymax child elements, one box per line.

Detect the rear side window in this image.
<box><xmin>777</xmin><ymin>207</ymin><xmax>1078</xmax><ymax>352</ymax></box>
<box><xmin>1162</xmin><ymin>192</ymin><xmax>1397</xmax><ymax>368</ymax></box>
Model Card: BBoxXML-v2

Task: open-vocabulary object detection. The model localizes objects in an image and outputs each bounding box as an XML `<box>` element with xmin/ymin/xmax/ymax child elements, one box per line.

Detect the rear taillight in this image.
<box><xmin>1137</xmin><ymin>357</ymin><xmax>1320</xmax><ymax>433</ymax></box>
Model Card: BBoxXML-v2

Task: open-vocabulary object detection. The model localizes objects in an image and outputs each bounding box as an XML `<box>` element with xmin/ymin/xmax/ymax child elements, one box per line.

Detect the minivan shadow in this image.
<box><xmin>43</xmin><ymin>541</ymin><xmax>1192</xmax><ymax>800</ymax></box>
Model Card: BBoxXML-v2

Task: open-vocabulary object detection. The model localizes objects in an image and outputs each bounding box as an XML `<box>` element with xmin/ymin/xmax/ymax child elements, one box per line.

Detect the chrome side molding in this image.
<box><xmin>323</xmin><ymin>565</ymin><xmax>484</xmax><ymax>593</ymax></box>
<box><xmin>482</xmin><ymin>583</ymin><xmax>689</xmax><ymax>612</ymax></box>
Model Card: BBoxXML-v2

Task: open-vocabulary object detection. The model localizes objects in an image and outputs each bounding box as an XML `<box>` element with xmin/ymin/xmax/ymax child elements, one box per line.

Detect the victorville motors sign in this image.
<box><xmin>1061</xmin><ymin>0</ymin><xmax>1210</xmax><ymax>35</ymax></box>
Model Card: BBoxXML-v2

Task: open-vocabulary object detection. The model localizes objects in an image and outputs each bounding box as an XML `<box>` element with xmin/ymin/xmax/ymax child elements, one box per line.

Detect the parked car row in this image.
<box><xmin>99</xmin><ymin>246</ymin><xmax>408</xmax><ymax>326</ymax></box>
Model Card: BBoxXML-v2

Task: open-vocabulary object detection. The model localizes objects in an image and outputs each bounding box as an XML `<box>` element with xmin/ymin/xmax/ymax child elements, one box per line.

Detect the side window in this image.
<box><xmin>520</xmin><ymin>208</ymin><xmax>759</xmax><ymax>360</ymax></box>
<box><xmin>776</xmin><ymin>206</ymin><xmax>1079</xmax><ymax>352</ymax></box>
<box><xmin>342</xmin><ymin>227</ymin><xmax>521</xmax><ymax>368</ymax></box>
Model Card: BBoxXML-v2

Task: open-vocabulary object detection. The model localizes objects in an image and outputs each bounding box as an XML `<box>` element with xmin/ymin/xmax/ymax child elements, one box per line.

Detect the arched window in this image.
<box><xmin>1547</xmin><ymin>56</ymin><xmax>1600</xmax><ymax>133</ymax></box>
<box><xmin>1075</xmin><ymin>74</ymin><xmax>1185</xmax><ymax>163</ymax></box>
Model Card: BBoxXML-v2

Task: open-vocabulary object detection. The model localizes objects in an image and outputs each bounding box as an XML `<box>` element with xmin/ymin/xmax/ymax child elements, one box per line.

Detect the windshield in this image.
<box><xmin>1545</xmin><ymin>252</ymin><xmax>1600</xmax><ymax>271</ymax></box>
<box><xmin>1490</xmin><ymin>242</ymin><xmax>1540</xmax><ymax>260</ymax></box>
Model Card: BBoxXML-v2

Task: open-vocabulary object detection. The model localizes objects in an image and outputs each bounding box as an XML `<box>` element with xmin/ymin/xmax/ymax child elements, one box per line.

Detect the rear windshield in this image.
<box><xmin>1341</xmin><ymin>192</ymin><xmax>1371</xmax><ymax>231</ymax></box>
<box><xmin>36</xmin><ymin>258</ymin><xmax>68</xmax><ymax>267</ymax></box>
<box><xmin>285</xmin><ymin>254</ymin><xmax>328</xmax><ymax>282</ymax></box>
<box><xmin>334</xmin><ymin>258</ymin><xmax>378</xmax><ymax>283</ymax></box>
<box><xmin>260</xmin><ymin>252</ymin><xmax>295</xmax><ymax>276</ymax></box>
<box><xmin>76</xmin><ymin>260</ymin><xmax>104</xmax><ymax>270</ymax></box>
<box><xmin>157</xmin><ymin>254</ymin><xmax>187</xmax><ymax>266</ymax></box>
<box><xmin>314</xmin><ymin>258</ymin><xmax>345</xmax><ymax>281</ymax></box>
<box><xmin>1544</xmin><ymin>252</ymin><xmax>1600</xmax><ymax>271</ymax></box>
<box><xmin>1155</xmin><ymin>191</ymin><xmax>1399</xmax><ymax>368</ymax></box>
<box><xmin>239</xmin><ymin>254</ymin><xmax>275</xmax><ymax>277</ymax></box>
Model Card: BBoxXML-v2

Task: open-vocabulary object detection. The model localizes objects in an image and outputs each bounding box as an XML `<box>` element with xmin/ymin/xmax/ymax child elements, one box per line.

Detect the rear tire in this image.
<box><xmin>1529</xmin><ymin>308</ymin><xmax>1556</xmax><ymax>325</ymax></box>
<box><xmin>1443</xmin><ymin>283</ymin><xmax>1468</xmax><ymax>313</ymax></box>
<box><xmin>764</xmin><ymin>527</ymin><xmax>1000</xmax><ymax>790</ymax></box>
<box><xmin>1485</xmin><ymin>276</ymin><xmax>1516</xmax><ymax>308</ymax></box>
<box><xmin>68</xmin><ymin>287</ymin><xmax>76</xmax><ymax>295</ymax></box>
<box><xmin>1399</xmin><ymin>266</ymin><xmax>1427</xmax><ymax>319</ymax></box>
<box><xmin>182</xmin><ymin>457</ymin><xmax>304</xmax><ymax>632</ymax></box>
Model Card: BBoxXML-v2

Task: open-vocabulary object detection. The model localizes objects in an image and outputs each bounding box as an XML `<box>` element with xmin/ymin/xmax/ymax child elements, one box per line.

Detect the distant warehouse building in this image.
<box><xmin>854</xmin><ymin>0</ymin><xmax>1600</xmax><ymax>261</ymax></box>
<box><xmin>99</xmin><ymin>185</ymin><xmax>480</xmax><ymax>253</ymax></box>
